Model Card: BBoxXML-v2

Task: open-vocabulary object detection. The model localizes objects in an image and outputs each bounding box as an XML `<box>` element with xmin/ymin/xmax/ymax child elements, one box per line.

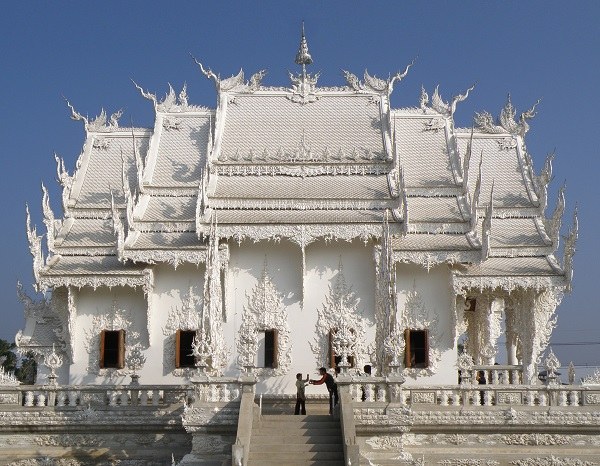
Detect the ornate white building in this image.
<box><xmin>6</xmin><ymin>30</ymin><xmax>596</xmax><ymax>466</ymax></box>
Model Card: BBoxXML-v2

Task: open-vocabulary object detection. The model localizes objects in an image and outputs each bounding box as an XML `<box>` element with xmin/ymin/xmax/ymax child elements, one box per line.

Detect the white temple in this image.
<box><xmin>6</xmin><ymin>29</ymin><xmax>595</xmax><ymax>466</ymax></box>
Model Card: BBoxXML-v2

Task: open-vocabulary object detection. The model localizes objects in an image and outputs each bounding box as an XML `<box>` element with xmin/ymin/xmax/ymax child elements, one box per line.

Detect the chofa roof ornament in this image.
<box><xmin>64</xmin><ymin>98</ymin><xmax>122</xmax><ymax>133</ymax></box>
<box><xmin>475</xmin><ymin>94</ymin><xmax>541</xmax><ymax>137</ymax></box>
<box><xmin>343</xmin><ymin>59</ymin><xmax>415</xmax><ymax>96</ymax></box>
<box><xmin>191</xmin><ymin>55</ymin><xmax>266</xmax><ymax>94</ymax></box>
<box><xmin>420</xmin><ymin>84</ymin><xmax>476</xmax><ymax>118</ymax></box>
<box><xmin>288</xmin><ymin>22</ymin><xmax>320</xmax><ymax>105</ymax></box>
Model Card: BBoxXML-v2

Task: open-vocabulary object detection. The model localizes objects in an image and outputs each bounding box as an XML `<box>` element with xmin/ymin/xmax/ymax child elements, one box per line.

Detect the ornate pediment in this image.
<box><xmin>310</xmin><ymin>259</ymin><xmax>370</xmax><ymax>368</ymax></box>
<box><xmin>237</xmin><ymin>259</ymin><xmax>291</xmax><ymax>376</ymax></box>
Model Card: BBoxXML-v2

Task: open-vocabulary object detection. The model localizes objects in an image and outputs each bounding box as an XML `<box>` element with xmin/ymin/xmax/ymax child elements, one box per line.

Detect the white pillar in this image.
<box><xmin>504</xmin><ymin>300</ymin><xmax>518</xmax><ymax>365</ymax></box>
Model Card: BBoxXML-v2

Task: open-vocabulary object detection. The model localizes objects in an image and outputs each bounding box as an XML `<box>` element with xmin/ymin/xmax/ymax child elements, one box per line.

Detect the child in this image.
<box><xmin>295</xmin><ymin>373</ymin><xmax>309</xmax><ymax>415</ymax></box>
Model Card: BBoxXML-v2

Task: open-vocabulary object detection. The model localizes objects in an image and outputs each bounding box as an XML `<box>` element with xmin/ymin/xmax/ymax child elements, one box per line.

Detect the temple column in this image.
<box><xmin>483</xmin><ymin>297</ymin><xmax>504</xmax><ymax>365</ymax></box>
<box><xmin>504</xmin><ymin>298</ymin><xmax>519</xmax><ymax>366</ymax></box>
<box><xmin>517</xmin><ymin>288</ymin><xmax>561</xmax><ymax>384</ymax></box>
<box><xmin>464</xmin><ymin>294</ymin><xmax>486</xmax><ymax>364</ymax></box>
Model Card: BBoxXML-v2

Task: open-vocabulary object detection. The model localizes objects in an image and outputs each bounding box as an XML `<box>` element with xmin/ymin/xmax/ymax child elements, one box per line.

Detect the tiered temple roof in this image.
<box><xmin>25</xmin><ymin>38</ymin><xmax>577</xmax><ymax>297</ymax></box>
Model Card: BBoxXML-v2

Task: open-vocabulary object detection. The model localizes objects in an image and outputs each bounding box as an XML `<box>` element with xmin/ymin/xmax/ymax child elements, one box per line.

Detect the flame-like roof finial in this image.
<box><xmin>295</xmin><ymin>21</ymin><xmax>313</xmax><ymax>68</ymax></box>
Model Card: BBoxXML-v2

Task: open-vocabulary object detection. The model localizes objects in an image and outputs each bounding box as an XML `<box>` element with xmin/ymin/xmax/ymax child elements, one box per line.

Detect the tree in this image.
<box><xmin>15</xmin><ymin>352</ymin><xmax>37</xmax><ymax>385</ymax></box>
<box><xmin>0</xmin><ymin>339</ymin><xmax>37</xmax><ymax>384</ymax></box>
<box><xmin>0</xmin><ymin>339</ymin><xmax>17</xmax><ymax>373</ymax></box>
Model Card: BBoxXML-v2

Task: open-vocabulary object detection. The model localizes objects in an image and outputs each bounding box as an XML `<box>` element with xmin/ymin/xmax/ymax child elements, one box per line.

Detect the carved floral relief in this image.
<box><xmin>237</xmin><ymin>259</ymin><xmax>291</xmax><ymax>376</ymax></box>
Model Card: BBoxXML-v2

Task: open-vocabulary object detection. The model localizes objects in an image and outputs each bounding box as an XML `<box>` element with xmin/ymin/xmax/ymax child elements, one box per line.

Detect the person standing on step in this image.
<box><xmin>309</xmin><ymin>367</ymin><xmax>338</xmax><ymax>415</ymax></box>
<box><xmin>294</xmin><ymin>373</ymin><xmax>309</xmax><ymax>415</ymax></box>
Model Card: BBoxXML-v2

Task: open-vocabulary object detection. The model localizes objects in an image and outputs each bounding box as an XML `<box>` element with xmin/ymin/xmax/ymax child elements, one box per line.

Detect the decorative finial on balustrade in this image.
<box><xmin>544</xmin><ymin>347</ymin><xmax>561</xmax><ymax>385</ymax></box>
<box><xmin>44</xmin><ymin>344</ymin><xmax>63</xmax><ymax>386</ymax></box>
<box><xmin>568</xmin><ymin>361</ymin><xmax>576</xmax><ymax>385</ymax></box>
<box><xmin>126</xmin><ymin>345</ymin><xmax>146</xmax><ymax>385</ymax></box>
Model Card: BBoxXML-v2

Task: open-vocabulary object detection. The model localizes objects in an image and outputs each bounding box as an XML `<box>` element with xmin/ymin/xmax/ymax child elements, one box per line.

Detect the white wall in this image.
<box><xmin>395</xmin><ymin>263</ymin><xmax>457</xmax><ymax>385</ymax></box>
<box><xmin>227</xmin><ymin>239</ymin><xmax>376</xmax><ymax>395</ymax></box>
<box><xmin>66</xmin><ymin>245</ymin><xmax>458</xmax><ymax>390</ymax></box>
<box><xmin>69</xmin><ymin>286</ymin><xmax>147</xmax><ymax>385</ymax></box>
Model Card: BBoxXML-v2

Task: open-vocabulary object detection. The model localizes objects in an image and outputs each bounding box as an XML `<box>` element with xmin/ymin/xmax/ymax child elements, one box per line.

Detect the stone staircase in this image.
<box><xmin>247</xmin><ymin>414</ymin><xmax>345</xmax><ymax>465</ymax></box>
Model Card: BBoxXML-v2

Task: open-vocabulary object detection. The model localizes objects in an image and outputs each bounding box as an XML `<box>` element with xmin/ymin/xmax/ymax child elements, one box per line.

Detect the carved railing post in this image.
<box><xmin>44</xmin><ymin>344</ymin><xmax>63</xmax><ymax>402</ymax></box>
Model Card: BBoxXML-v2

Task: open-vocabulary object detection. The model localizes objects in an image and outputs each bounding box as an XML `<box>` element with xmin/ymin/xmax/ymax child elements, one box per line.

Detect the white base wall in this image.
<box><xmin>63</xmin><ymin>240</ymin><xmax>460</xmax><ymax>391</ymax></box>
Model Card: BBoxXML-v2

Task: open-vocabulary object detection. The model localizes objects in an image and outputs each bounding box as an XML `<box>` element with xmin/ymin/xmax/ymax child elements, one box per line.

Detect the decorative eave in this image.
<box><xmin>38</xmin><ymin>268</ymin><xmax>154</xmax><ymax>295</ymax></box>
<box><xmin>122</xmin><ymin>250</ymin><xmax>209</xmax><ymax>269</ymax></box>
<box><xmin>451</xmin><ymin>274</ymin><xmax>566</xmax><ymax>296</ymax></box>
<box><xmin>206</xmin><ymin>198</ymin><xmax>394</xmax><ymax>211</ymax></box>
<box><xmin>392</xmin><ymin>250</ymin><xmax>481</xmax><ymax>272</ymax></box>
<box><xmin>206</xmin><ymin>223</ymin><xmax>389</xmax><ymax>247</ymax></box>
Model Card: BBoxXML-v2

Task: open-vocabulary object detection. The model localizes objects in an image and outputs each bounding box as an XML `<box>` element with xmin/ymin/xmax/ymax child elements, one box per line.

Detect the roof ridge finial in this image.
<box><xmin>295</xmin><ymin>21</ymin><xmax>313</xmax><ymax>74</ymax></box>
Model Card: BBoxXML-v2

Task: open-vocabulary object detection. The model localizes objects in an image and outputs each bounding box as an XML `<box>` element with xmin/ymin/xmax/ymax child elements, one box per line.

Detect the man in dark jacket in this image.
<box><xmin>309</xmin><ymin>367</ymin><xmax>338</xmax><ymax>414</ymax></box>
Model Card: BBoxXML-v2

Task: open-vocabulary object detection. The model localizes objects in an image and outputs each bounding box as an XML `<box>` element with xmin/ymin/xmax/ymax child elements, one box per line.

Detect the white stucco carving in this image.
<box><xmin>83</xmin><ymin>300</ymin><xmax>142</xmax><ymax>377</ymax></box>
<box><xmin>310</xmin><ymin>259</ymin><xmax>370</xmax><ymax>369</ymax></box>
<box><xmin>399</xmin><ymin>284</ymin><xmax>441</xmax><ymax>377</ymax></box>
<box><xmin>237</xmin><ymin>259</ymin><xmax>291</xmax><ymax>375</ymax></box>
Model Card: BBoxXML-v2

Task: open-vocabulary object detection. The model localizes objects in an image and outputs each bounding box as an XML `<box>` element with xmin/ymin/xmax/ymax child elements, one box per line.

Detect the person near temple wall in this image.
<box><xmin>294</xmin><ymin>373</ymin><xmax>309</xmax><ymax>415</ymax></box>
<box><xmin>309</xmin><ymin>367</ymin><xmax>338</xmax><ymax>414</ymax></box>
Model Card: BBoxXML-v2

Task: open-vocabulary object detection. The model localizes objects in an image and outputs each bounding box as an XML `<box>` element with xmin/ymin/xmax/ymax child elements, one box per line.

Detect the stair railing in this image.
<box><xmin>231</xmin><ymin>374</ymin><xmax>256</xmax><ymax>466</ymax></box>
<box><xmin>337</xmin><ymin>377</ymin><xmax>360</xmax><ymax>466</ymax></box>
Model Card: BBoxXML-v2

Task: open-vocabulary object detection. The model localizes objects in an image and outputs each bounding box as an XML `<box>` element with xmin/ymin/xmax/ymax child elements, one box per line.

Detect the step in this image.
<box><xmin>248</xmin><ymin>461</ymin><xmax>344</xmax><ymax>466</ymax></box>
<box><xmin>259</xmin><ymin>414</ymin><xmax>337</xmax><ymax>421</ymax></box>
<box><xmin>251</xmin><ymin>434</ymin><xmax>342</xmax><ymax>445</ymax></box>
<box><xmin>250</xmin><ymin>443</ymin><xmax>343</xmax><ymax>453</ymax></box>
<box><xmin>248</xmin><ymin>451</ymin><xmax>344</xmax><ymax>461</ymax></box>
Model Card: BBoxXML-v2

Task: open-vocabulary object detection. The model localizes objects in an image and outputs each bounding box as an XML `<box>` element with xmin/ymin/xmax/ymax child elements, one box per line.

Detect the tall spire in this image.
<box><xmin>295</xmin><ymin>21</ymin><xmax>313</xmax><ymax>72</ymax></box>
<box><xmin>288</xmin><ymin>22</ymin><xmax>320</xmax><ymax>104</ymax></box>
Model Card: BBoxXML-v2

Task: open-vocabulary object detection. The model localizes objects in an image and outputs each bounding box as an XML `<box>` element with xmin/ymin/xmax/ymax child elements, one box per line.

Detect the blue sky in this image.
<box><xmin>1</xmin><ymin>2</ymin><xmax>598</xmax><ymax>374</ymax></box>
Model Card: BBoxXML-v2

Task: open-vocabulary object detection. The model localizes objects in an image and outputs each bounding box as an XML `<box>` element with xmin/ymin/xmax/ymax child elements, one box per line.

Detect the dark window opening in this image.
<box><xmin>263</xmin><ymin>329</ymin><xmax>278</xmax><ymax>368</ymax></box>
<box><xmin>100</xmin><ymin>329</ymin><xmax>125</xmax><ymax>369</ymax></box>
<box><xmin>466</xmin><ymin>297</ymin><xmax>476</xmax><ymax>312</ymax></box>
<box><xmin>405</xmin><ymin>329</ymin><xmax>429</xmax><ymax>368</ymax></box>
<box><xmin>176</xmin><ymin>330</ymin><xmax>197</xmax><ymax>368</ymax></box>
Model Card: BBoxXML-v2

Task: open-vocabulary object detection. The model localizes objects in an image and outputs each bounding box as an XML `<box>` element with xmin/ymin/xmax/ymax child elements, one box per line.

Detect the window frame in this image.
<box><xmin>263</xmin><ymin>328</ymin><xmax>279</xmax><ymax>369</ymax></box>
<box><xmin>175</xmin><ymin>329</ymin><xmax>197</xmax><ymax>369</ymax></box>
<box><xmin>404</xmin><ymin>328</ymin><xmax>429</xmax><ymax>369</ymax></box>
<box><xmin>100</xmin><ymin>329</ymin><xmax>125</xmax><ymax>369</ymax></box>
